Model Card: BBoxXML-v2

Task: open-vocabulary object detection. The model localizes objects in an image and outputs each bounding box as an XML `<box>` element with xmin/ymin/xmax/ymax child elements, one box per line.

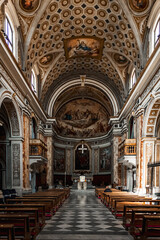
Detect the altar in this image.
<box><xmin>72</xmin><ymin>173</ymin><xmax>93</xmax><ymax>190</ymax></box>
<box><xmin>78</xmin><ymin>175</ymin><xmax>87</xmax><ymax>190</ymax></box>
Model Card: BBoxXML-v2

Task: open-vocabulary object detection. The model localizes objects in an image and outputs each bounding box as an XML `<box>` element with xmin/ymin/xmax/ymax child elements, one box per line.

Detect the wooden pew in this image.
<box><xmin>110</xmin><ymin>196</ymin><xmax>151</xmax><ymax>211</ymax></box>
<box><xmin>0</xmin><ymin>224</ymin><xmax>15</xmax><ymax>240</ymax></box>
<box><xmin>130</xmin><ymin>209</ymin><xmax>160</xmax><ymax>238</ymax></box>
<box><xmin>140</xmin><ymin>215</ymin><xmax>160</xmax><ymax>240</ymax></box>
<box><xmin>123</xmin><ymin>204</ymin><xmax>160</xmax><ymax>229</ymax></box>
<box><xmin>0</xmin><ymin>214</ymin><xmax>30</xmax><ymax>240</ymax></box>
<box><xmin>6</xmin><ymin>198</ymin><xmax>54</xmax><ymax>218</ymax></box>
<box><xmin>0</xmin><ymin>208</ymin><xmax>39</xmax><ymax>237</ymax></box>
<box><xmin>19</xmin><ymin>195</ymin><xmax>58</xmax><ymax>211</ymax></box>
<box><xmin>0</xmin><ymin>204</ymin><xmax>45</xmax><ymax>229</ymax></box>
<box><xmin>103</xmin><ymin>191</ymin><xmax>132</xmax><ymax>207</ymax></box>
<box><xmin>112</xmin><ymin>198</ymin><xmax>158</xmax><ymax>217</ymax></box>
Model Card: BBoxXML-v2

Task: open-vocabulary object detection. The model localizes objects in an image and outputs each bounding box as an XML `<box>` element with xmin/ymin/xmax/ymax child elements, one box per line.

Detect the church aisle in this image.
<box><xmin>37</xmin><ymin>189</ymin><xmax>133</xmax><ymax>240</ymax></box>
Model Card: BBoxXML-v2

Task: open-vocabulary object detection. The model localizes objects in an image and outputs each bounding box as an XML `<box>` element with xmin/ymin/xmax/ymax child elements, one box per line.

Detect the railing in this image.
<box><xmin>119</xmin><ymin>139</ymin><xmax>136</xmax><ymax>158</ymax></box>
<box><xmin>29</xmin><ymin>139</ymin><xmax>47</xmax><ymax>159</ymax></box>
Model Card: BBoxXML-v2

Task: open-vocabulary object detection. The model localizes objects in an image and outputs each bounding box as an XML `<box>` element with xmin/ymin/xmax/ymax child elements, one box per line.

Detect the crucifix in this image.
<box><xmin>78</xmin><ymin>143</ymin><xmax>87</xmax><ymax>154</ymax></box>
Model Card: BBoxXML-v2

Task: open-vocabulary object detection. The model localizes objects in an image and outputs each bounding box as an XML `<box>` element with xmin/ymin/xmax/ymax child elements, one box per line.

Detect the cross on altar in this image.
<box><xmin>78</xmin><ymin>144</ymin><xmax>87</xmax><ymax>154</ymax></box>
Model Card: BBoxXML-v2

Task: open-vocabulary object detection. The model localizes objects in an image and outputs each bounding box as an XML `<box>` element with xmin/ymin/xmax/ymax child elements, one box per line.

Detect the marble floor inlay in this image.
<box><xmin>37</xmin><ymin>189</ymin><xmax>133</xmax><ymax>240</ymax></box>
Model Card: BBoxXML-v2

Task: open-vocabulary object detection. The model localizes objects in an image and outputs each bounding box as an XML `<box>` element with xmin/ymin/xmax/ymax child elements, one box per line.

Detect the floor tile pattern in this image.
<box><xmin>37</xmin><ymin>189</ymin><xmax>133</xmax><ymax>240</ymax></box>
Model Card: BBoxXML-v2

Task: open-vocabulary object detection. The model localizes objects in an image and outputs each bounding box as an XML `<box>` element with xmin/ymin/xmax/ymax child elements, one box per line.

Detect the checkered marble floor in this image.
<box><xmin>37</xmin><ymin>189</ymin><xmax>133</xmax><ymax>240</ymax></box>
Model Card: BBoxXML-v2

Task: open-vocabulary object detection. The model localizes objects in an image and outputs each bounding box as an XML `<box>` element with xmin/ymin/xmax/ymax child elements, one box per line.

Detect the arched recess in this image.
<box><xmin>143</xmin><ymin>97</ymin><xmax>160</xmax><ymax>137</ymax></box>
<box><xmin>0</xmin><ymin>90</ymin><xmax>23</xmax><ymax>191</ymax></box>
<box><xmin>47</xmin><ymin>78</ymin><xmax>119</xmax><ymax>117</ymax></box>
<box><xmin>142</xmin><ymin>95</ymin><xmax>160</xmax><ymax>194</ymax></box>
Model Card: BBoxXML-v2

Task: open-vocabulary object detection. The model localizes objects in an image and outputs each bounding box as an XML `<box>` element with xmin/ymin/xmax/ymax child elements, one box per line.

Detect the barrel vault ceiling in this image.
<box><xmin>12</xmin><ymin>0</ymin><xmax>154</xmax><ymax>116</ymax></box>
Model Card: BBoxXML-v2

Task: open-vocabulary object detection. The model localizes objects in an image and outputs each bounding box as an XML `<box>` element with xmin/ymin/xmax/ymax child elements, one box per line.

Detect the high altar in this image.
<box><xmin>78</xmin><ymin>175</ymin><xmax>87</xmax><ymax>190</ymax></box>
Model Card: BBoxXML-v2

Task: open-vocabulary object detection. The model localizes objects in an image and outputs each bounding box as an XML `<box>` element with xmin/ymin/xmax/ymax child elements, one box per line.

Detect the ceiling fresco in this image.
<box><xmin>11</xmin><ymin>0</ymin><xmax>155</xmax><ymax>122</ymax></box>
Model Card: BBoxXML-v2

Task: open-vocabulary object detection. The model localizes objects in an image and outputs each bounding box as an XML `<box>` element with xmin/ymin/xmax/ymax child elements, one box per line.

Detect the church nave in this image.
<box><xmin>37</xmin><ymin>190</ymin><xmax>133</xmax><ymax>240</ymax></box>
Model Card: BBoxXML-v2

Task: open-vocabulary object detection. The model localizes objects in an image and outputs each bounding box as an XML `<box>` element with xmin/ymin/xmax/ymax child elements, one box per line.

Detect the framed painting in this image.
<box><xmin>64</xmin><ymin>36</ymin><xmax>104</xmax><ymax>60</ymax></box>
<box><xmin>54</xmin><ymin>147</ymin><xmax>65</xmax><ymax>172</ymax></box>
<box><xmin>99</xmin><ymin>147</ymin><xmax>111</xmax><ymax>172</ymax></box>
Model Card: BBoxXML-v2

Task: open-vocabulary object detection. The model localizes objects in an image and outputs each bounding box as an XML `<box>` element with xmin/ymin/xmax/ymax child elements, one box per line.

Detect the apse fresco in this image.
<box><xmin>64</xmin><ymin>36</ymin><xmax>104</xmax><ymax>59</ymax></box>
<box><xmin>54</xmin><ymin>147</ymin><xmax>65</xmax><ymax>172</ymax></box>
<box><xmin>56</xmin><ymin>99</ymin><xmax>109</xmax><ymax>138</ymax></box>
<box><xmin>99</xmin><ymin>147</ymin><xmax>111</xmax><ymax>172</ymax></box>
<box><xmin>19</xmin><ymin>0</ymin><xmax>40</xmax><ymax>12</ymax></box>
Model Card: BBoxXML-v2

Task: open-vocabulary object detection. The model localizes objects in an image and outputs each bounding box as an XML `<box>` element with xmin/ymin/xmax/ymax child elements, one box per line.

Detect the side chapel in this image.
<box><xmin>0</xmin><ymin>0</ymin><xmax>160</xmax><ymax>197</ymax></box>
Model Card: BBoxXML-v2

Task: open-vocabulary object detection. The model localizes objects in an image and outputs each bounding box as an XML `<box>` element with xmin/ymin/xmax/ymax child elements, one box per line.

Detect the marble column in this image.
<box><xmin>23</xmin><ymin>113</ymin><xmax>30</xmax><ymax>190</ymax></box>
<box><xmin>142</xmin><ymin>137</ymin><xmax>156</xmax><ymax>195</ymax></box>
<box><xmin>135</xmin><ymin>112</ymin><xmax>143</xmax><ymax>194</ymax></box>
<box><xmin>155</xmin><ymin>140</ymin><xmax>160</xmax><ymax>193</ymax></box>
<box><xmin>111</xmin><ymin>136</ymin><xmax>121</xmax><ymax>184</ymax></box>
<box><xmin>46</xmin><ymin>136</ymin><xmax>53</xmax><ymax>188</ymax></box>
<box><xmin>10</xmin><ymin>138</ymin><xmax>23</xmax><ymax>195</ymax></box>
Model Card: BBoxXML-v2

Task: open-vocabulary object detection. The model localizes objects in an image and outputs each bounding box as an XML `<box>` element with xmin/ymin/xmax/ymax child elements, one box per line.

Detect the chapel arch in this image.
<box><xmin>0</xmin><ymin>96</ymin><xmax>23</xmax><ymax>191</ymax></box>
<box><xmin>142</xmin><ymin>97</ymin><xmax>160</xmax><ymax>194</ymax></box>
<box><xmin>143</xmin><ymin>98</ymin><xmax>160</xmax><ymax>137</ymax></box>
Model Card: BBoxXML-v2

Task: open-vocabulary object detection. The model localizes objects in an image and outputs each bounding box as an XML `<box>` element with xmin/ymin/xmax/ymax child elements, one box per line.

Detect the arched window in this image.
<box><xmin>128</xmin><ymin>116</ymin><xmax>134</xmax><ymax>139</ymax></box>
<box><xmin>4</xmin><ymin>17</ymin><xmax>13</xmax><ymax>52</ymax></box>
<box><xmin>31</xmin><ymin>70</ymin><xmax>37</xmax><ymax>95</ymax></box>
<box><xmin>130</xmin><ymin>69</ymin><xmax>136</xmax><ymax>89</ymax></box>
<box><xmin>154</xmin><ymin>18</ymin><xmax>160</xmax><ymax>47</ymax></box>
<box><xmin>31</xmin><ymin>118</ymin><xmax>37</xmax><ymax>139</ymax></box>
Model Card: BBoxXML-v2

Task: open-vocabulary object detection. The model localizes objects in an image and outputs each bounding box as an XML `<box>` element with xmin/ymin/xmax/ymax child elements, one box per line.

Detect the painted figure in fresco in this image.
<box><xmin>76</xmin><ymin>40</ymin><xmax>91</xmax><ymax>52</ymax></box>
<box><xmin>132</xmin><ymin>0</ymin><xmax>147</xmax><ymax>10</ymax></box>
<box><xmin>68</xmin><ymin>39</ymin><xmax>100</xmax><ymax>58</ymax></box>
<box><xmin>24</xmin><ymin>0</ymin><xmax>34</xmax><ymax>9</ymax></box>
<box><xmin>20</xmin><ymin>0</ymin><xmax>40</xmax><ymax>11</ymax></box>
<box><xmin>40</xmin><ymin>54</ymin><xmax>52</xmax><ymax>65</ymax></box>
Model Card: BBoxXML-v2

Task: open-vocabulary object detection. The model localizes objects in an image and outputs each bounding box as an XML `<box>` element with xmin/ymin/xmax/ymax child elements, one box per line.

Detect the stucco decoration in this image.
<box><xmin>56</xmin><ymin>99</ymin><xmax>110</xmax><ymax>138</ymax></box>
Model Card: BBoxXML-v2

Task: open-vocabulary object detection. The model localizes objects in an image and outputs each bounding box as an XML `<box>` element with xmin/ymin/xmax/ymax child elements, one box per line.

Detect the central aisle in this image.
<box><xmin>37</xmin><ymin>189</ymin><xmax>133</xmax><ymax>240</ymax></box>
